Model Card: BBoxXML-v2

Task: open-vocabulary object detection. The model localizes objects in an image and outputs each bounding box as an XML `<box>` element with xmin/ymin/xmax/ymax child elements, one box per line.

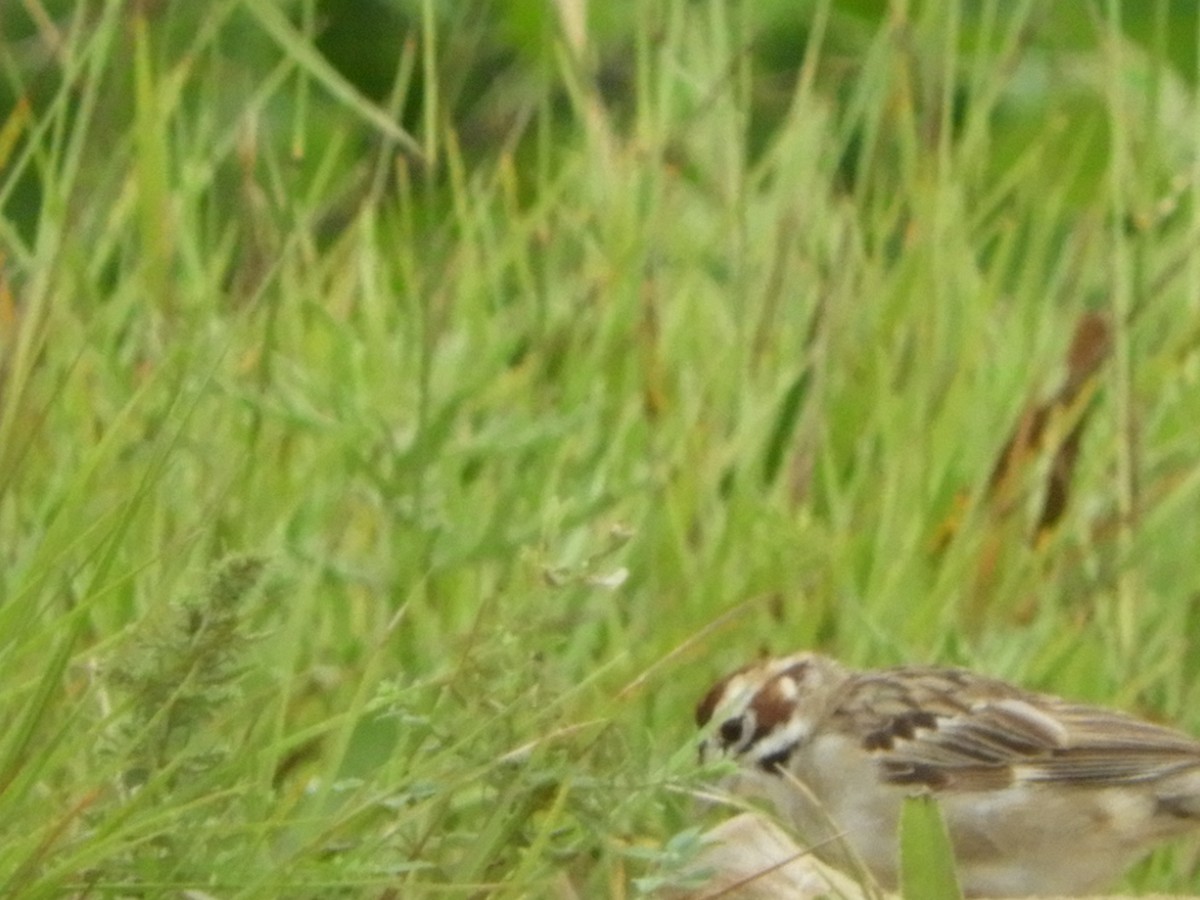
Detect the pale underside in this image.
<box><xmin>776</xmin><ymin>730</ymin><xmax>1200</xmax><ymax>896</ymax></box>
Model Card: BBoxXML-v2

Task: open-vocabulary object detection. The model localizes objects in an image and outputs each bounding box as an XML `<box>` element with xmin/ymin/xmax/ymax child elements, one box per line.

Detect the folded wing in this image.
<box><xmin>830</xmin><ymin>667</ymin><xmax>1200</xmax><ymax>791</ymax></box>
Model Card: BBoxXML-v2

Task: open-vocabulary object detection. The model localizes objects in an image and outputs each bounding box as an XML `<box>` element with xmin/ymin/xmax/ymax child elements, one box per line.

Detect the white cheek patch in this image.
<box><xmin>746</xmin><ymin>713</ymin><xmax>814</xmax><ymax>771</ymax></box>
<box><xmin>776</xmin><ymin>676</ymin><xmax>801</xmax><ymax>702</ymax></box>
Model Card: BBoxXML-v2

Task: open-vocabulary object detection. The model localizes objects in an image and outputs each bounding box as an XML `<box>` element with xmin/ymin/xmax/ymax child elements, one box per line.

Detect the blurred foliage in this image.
<box><xmin>2</xmin><ymin>0</ymin><xmax>1197</xmax><ymax>248</ymax></box>
<box><xmin>3</xmin><ymin>0</ymin><xmax>1200</xmax><ymax>894</ymax></box>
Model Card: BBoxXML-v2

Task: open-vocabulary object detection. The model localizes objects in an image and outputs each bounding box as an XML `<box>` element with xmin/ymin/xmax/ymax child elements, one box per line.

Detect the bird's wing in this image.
<box><xmin>828</xmin><ymin>667</ymin><xmax>1200</xmax><ymax>791</ymax></box>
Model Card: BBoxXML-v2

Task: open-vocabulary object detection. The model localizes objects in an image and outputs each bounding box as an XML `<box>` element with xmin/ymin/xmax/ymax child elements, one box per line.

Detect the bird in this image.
<box><xmin>695</xmin><ymin>652</ymin><xmax>1200</xmax><ymax>897</ymax></box>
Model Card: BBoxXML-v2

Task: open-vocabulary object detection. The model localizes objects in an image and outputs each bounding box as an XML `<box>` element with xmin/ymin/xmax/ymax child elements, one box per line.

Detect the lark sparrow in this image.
<box><xmin>696</xmin><ymin>653</ymin><xmax>1200</xmax><ymax>897</ymax></box>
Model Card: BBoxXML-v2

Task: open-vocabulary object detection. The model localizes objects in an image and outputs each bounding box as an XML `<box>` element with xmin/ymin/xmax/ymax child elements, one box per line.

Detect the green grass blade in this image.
<box><xmin>900</xmin><ymin>794</ymin><xmax>963</xmax><ymax>900</ymax></box>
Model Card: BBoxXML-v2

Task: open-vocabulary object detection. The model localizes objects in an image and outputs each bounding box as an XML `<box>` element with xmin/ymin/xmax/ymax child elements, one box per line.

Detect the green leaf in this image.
<box><xmin>900</xmin><ymin>794</ymin><xmax>963</xmax><ymax>900</ymax></box>
<box><xmin>762</xmin><ymin>369</ymin><xmax>811</xmax><ymax>486</ymax></box>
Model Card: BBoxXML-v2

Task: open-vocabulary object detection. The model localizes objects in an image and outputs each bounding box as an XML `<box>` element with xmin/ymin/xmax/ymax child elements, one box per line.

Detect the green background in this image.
<box><xmin>3</xmin><ymin>0</ymin><xmax>1200</xmax><ymax>894</ymax></box>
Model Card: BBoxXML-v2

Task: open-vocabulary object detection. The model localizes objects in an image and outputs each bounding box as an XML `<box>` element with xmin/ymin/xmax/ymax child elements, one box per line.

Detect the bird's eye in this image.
<box><xmin>719</xmin><ymin>717</ymin><xmax>745</xmax><ymax>747</ymax></box>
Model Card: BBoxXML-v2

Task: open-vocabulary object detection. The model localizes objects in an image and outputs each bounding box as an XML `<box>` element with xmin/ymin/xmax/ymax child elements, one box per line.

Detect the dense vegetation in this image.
<box><xmin>4</xmin><ymin>1</ymin><xmax>1200</xmax><ymax>895</ymax></box>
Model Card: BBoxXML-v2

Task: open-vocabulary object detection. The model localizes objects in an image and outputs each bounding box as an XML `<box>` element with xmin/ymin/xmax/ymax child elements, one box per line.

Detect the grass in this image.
<box><xmin>3</xmin><ymin>0</ymin><xmax>1200</xmax><ymax>895</ymax></box>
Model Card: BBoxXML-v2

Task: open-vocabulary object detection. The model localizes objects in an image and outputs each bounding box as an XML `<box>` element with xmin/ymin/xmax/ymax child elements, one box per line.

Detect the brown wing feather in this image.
<box><xmin>829</xmin><ymin>667</ymin><xmax>1200</xmax><ymax>791</ymax></box>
